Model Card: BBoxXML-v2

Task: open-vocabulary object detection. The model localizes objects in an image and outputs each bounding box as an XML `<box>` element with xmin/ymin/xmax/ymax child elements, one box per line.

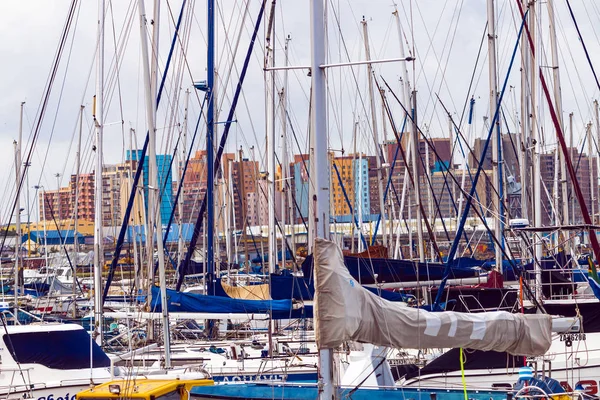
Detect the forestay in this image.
<box><xmin>314</xmin><ymin>238</ymin><xmax>552</xmax><ymax>356</ymax></box>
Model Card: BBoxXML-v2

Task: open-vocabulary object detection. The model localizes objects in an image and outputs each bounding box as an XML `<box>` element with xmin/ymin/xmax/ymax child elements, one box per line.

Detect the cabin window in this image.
<box><xmin>155</xmin><ymin>390</ymin><xmax>180</xmax><ymax>400</ymax></box>
<box><xmin>3</xmin><ymin>328</ymin><xmax>110</xmax><ymax>369</ymax></box>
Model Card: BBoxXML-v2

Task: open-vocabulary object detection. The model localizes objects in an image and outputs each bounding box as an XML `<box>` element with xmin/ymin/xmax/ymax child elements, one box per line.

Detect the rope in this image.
<box><xmin>460</xmin><ymin>348</ymin><xmax>468</xmax><ymax>400</ymax></box>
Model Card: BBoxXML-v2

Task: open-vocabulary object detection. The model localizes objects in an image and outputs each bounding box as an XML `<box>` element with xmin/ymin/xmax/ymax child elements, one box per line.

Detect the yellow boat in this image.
<box><xmin>76</xmin><ymin>378</ymin><xmax>213</xmax><ymax>400</ymax></box>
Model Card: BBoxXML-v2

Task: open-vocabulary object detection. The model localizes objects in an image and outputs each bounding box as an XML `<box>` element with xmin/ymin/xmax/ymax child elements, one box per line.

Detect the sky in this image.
<box><xmin>1</xmin><ymin>0</ymin><xmax>600</xmax><ymax>225</ymax></box>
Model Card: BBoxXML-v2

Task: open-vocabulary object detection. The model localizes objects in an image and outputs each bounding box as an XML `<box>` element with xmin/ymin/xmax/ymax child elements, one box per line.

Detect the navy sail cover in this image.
<box><xmin>3</xmin><ymin>329</ymin><xmax>110</xmax><ymax>369</ymax></box>
<box><xmin>150</xmin><ymin>286</ymin><xmax>311</xmax><ymax>319</ymax></box>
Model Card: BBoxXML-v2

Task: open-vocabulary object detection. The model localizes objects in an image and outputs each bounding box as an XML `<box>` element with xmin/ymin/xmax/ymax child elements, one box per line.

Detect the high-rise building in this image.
<box><xmin>293</xmin><ymin>154</ymin><xmax>310</xmax><ymax>223</ymax></box>
<box><xmin>127</xmin><ymin>150</ymin><xmax>173</xmax><ymax>225</ymax></box>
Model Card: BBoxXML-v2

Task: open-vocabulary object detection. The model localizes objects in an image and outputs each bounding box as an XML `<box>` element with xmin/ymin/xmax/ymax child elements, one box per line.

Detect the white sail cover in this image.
<box><xmin>314</xmin><ymin>238</ymin><xmax>552</xmax><ymax>356</ymax></box>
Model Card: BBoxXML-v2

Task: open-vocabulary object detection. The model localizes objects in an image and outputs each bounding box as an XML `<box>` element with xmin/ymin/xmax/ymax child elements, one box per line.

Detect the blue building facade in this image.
<box><xmin>293</xmin><ymin>159</ymin><xmax>310</xmax><ymax>221</ymax></box>
<box><xmin>127</xmin><ymin>150</ymin><xmax>173</xmax><ymax>224</ymax></box>
<box><xmin>353</xmin><ymin>157</ymin><xmax>370</xmax><ymax>218</ymax></box>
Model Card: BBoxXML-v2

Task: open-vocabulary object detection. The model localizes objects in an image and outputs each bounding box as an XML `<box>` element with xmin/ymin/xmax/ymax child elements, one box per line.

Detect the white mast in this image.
<box><xmin>520</xmin><ymin>0</ymin><xmax>531</xmax><ymax>222</ymax></box>
<box><xmin>280</xmin><ymin>34</ymin><xmax>291</xmax><ymax>269</ymax></box>
<box><xmin>74</xmin><ymin>105</ymin><xmax>84</xmax><ymax>296</ymax></box>
<box><xmin>266</xmin><ymin>0</ymin><xmax>277</xmax><ymax>274</ymax></box>
<box><xmin>393</xmin><ymin>7</ymin><xmax>424</xmax><ymax>262</ymax></box>
<box><xmin>93</xmin><ymin>0</ymin><xmax>105</xmax><ymax>344</ymax></box>
<box><xmin>138</xmin><ymin>0</ymin><xmax>171</xmax><ymax>367</ymax></box>
<box><xmin>595</xmin><ymin>100</ymin><xmax>600</xmax><ymax>225</ymax></box>
<box><xmin>588</xmin><ymin>123</ymin><xmax>596</xmax><ymax>224</ymax></box>
<box><xmin>178</xmin><ymin>89</ymin><xmax>189</xmax><ymax>271</ymax></box>
<box><xmin>128</xmin><ymin>128</ymin><xmax>141</xmax><ymax>294</ymax></box>
<box><xmin>529</xmin><ymin>0</ymin><xmax>543</xmax><ymax>302</ymax></box>
<box><xmin>361</xmin><ymin>18</ymin><xmax>387</xmax><ymax>250</ymax></box>
<box><xmin>14</xmin><ymin>102</ymin><xmax>24</xmax><ymax>317</ymax></box>
<box><xmin>487</xmin><ymin>0</ymin><xmax>503</xmax><ymax>273</ymax></box>
<box><xmin>547</xmin><ymin>0</ymin><xmax>567</xmax><ymax>251</ymax></box>
<box><xmin>310</xmin><ymin>0</ymin><xmax>333</xmax><ymax>398</ymax></box>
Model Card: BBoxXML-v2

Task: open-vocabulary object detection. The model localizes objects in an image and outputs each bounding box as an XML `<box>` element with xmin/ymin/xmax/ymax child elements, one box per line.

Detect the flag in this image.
<box><xmin>586</xmin><ymin>256</ymin><xmax>600</xmax><ymax>300</ymax></box>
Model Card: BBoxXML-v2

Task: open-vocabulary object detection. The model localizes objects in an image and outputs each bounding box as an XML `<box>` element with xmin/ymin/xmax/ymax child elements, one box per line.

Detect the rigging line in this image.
<box><xmin>177</xmin><ymin>0</ymin><xmax>267</xmax><ymax>291</ymax></box>
<box><xmin>564</xmin><ymin>0</ymin><xmax>600</xmax><ymax>95</ymax></box>
<box><xmin>457</xmin><ymin>23</ymin><xmax>488</xmax><ymax>135</ymax></box>
<box><xmin>369</xmin><ymin>114</ymin><xmax>408</xmax><ymax>245</ymax></box>
<box><xmin>331</xmin><ymin>163</ymin><xmax>368</xmax><ymax>249</ymax></box>
<box><xmin>42</xmin><ymin>196</ymin><xmax>83</xmax><ymax>293</ymax></box>
<box><xmin>162</xmin><ymin>98</ymin><xmax>206</xmax><ymax>269</ymax></box>
<box><xmin>413</xmin><ymin>0</ymin><xmax>462</xmax><ymax>122</ymax></box>
<box><xmin>327</xmin><ymin>1</ymin><xmax>377</xmax><ymax>152</ymax></box>
<box><xmin>0</xmin><ymin>0</ymin><xmax>79</xmax><ymax>264</ymax></box>
<box><xmin>376</xmin><ymin>84</ymin><xmax>443</xmax><ymax>259</ymax></box>
<box><xmin>432</xmin><ymin>9</ymin><xmax>528</xmax><ymax>309</ymax></box>
<box><xmin>102</xmin><ymin>0</ymin><xmax>189</xmax><ymax>305</ymax></box>
<box><xmin>108</xmin><ymin>0</ymin><xmax>127</xmax><ymax>163</ymax></box>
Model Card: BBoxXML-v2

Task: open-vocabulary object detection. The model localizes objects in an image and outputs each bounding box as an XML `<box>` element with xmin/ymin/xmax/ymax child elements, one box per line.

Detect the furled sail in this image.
<box><xmin>314</xmin><ymin>238</ymin><xmax>552</xmax><ymax>356</ymax></box>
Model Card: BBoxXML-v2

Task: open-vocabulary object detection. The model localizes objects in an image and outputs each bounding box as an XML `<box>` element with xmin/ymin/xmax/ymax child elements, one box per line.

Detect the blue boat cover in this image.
<box><xmin>3</xmin><ymin>328</ymin><xmax>110</xmax><ymax>369</ymax></box>
<box><xmin>150</xmin><ymin>286</ymin><xmax>311</xmax><ymax>319</ymax></box>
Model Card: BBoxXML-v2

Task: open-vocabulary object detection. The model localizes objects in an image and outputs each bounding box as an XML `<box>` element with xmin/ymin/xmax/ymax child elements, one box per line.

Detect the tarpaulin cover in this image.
<box><xmin>314</xmin><ymin>238</ymin><xmax>552</xmax><ymax>356</ymax></box>
<box><xmin>151</xmin><ymin>286</ymin><xmax>311</xmax><ymax>319</ymax></box>
<box><xmin>3</xmin><ymin>327</ymin><xmax>110</xmax><ymax>369</ymax></box>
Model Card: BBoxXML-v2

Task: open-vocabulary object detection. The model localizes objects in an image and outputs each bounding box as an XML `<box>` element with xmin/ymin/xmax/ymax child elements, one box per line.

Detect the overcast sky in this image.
<box><xmin>1</xmin><ymin>0</ymin><xmax>599</xmax><ymax>225</ymax></box>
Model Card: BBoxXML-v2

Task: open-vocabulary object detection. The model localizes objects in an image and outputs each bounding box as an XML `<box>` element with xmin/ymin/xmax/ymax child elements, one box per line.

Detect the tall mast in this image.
<box><xmin>138</xmin><ymin>0</ymin><xmax>171</xmax><ymax>367</ymax></box>
<box><xmin>266</xmin><ymin>0</ymin><xmax>277</xmax><ymax>275</ymax></box>
<box><xmin>393</xmin><ymin>7</ymin><xmax>423</xmax><ymax>261</ymax></box>
<box><xmin>520</xmin><ymin>0</ymin><xmax>530</xmax><ymax>222</ymax></box>
<box><xmin>361</xmin><ymin>19</ymin><xmax>387</xmax><ymax>250</ymax></box>
<box><xmin>128</xmin><ymin>128</ymin><xmax>141</xmax><ymax>294</ymax></box>
<box><xmin>93</xmin><ymin>0</ymin><xmax>105</xmax><ymax>344</ymax></box>
<box><xmin>310</xmin><ymin>0</ymin><xmax>332</xmax><ymax>398</ymax></box>
<box><xmin>14</xmin><ymin>102</ymin><xmax>24</xmax><ymax>317</ymax></box>
<box><xmin>238</xmin><ymin>147</ymin><xmax>249</xmax><ymax>267</ymax></box>
<box><xmin>410</xmin><ymin>91</ymin><xmax>425</xmax><ymax>262</ymax></box>
<box><xmin>547</xmin><ymin>0</ymin><xmax>567</xmax><ymax>251</ymax></box>
<box><xmin>595</xmin><ymin>100</ymin><xmax>600</xmax><ymax>226</ymax></box>
<box><xmin>280</xmin><ymin>34</ymin><xmax>291</xmax><ymax>269</ymax></box>
<box><xmin>206</xmin><ymin>0</ymin><xmax>216</xmax><ymax>295</ymax></box>
<box><xmin>588</xmin><ymin>123</ymin><xmax>596</xmax><ymax>226</ymax></box>
<box><xmin>487</xmin><ymin>0</ymin><xmax>504</xmax><ymax>272</ymax></box>
<box><xmin>74</xmin><ymin>105</ymin><xmax>84</xmax><ymax>296</ymax></box>
<box><xmin>530</xmin><ymin>0</ymin><xmax>543</xmax><ymax>302</ymax></box>
<box><xmin>178</xmin><ymin>90</ymin><xmax>190</xmax><ymax>271</ymax></box>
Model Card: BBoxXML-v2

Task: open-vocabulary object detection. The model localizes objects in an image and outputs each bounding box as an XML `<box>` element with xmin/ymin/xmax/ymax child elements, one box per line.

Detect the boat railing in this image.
<box><xmin>458</xmin><ymin>290</ymin><xmax>520</xmax><ymax>313</ymax></box>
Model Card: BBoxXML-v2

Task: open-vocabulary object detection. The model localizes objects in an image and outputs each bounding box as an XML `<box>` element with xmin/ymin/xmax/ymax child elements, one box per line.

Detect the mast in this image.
<box><xmin>238</xmin><ymin>147</ymin><xmax>249</xmax><ymax>268</ymax></box>
<box><xmin>548</xmin><ymin>0</ymin><xmax>567</xmax><ymax>251</ymax></box>
<box><xmin>520</xmin><ymin>0</ymin><xmax>530</xmax><ymax>222</ymax></box>
<box><xmin>588</xmin><ymin>123</ymin><xmax>596</xmax><ymax>226</ymax></box>
<box><xmin>595</xmin><ymin>100</ymin><xmax>600</xmax><ymax>226</ymax></box>
<box><xmin>393</xmin><ymin>8</ymin><xmax>423</xmax><ymax>261</ymax></box>
<box><xmin>410</xmin><ymin>91</ymin><xmax>425</xmax><ymax>262</ymax></box>
<box><xmin>487</xmin><ymin>0</ymin><xmax>504</xmax><ymax>273</ymax></box>
<box><xmin>310</xmin><ymin>0</ymin><xmax>333</xmax><ymax>398</ymax></box>
<box><xmin>138</xmin><ymin>0</ymin><xmax>171</xmax><ymax>367</ymax></box>
<box><xmin>530</xmin><ymin>0</ymin><xmax>543</xmax><ymax>302</ymax></box>
<box><xmin>93</xmin><ymin>0</ymin><xmax>105</xmax><ymax>344</ymax></box>
<box><xmin>74</xmin><ymin>105</ymin><xmax>84</xmax><ymax>296</ymax></box>
<box><xmin>14</xmin><ymin>102</ymin><xmax>24</xmax><ymax>317</ymax></box>
<box><xmin>280</xmin><ymin>34</ymin><xmax>291</xmax><ymax>270</ymax></box>
<box><xmin>178</xmin><ymin>89</ymin><xmax>190</xmax><ymax>272</ymax></box>
<box><xmin>128</xmin><ymin>128</ymin><xmax>141</xmax><ymax>294</ymax></box>
<box><xmin>206</xmin><ymin>0</ymin><xmax>216</xmax><ymax>296</ymax></box>
<box><xmin>570</xmin><ymin>113</ymin><xmax>575</xmax><ymax>225</ymax></box>
<box><xmin>266</xmin><ymin>0</ymin><xmax>277</xmax><ymax>275</ymax></box>
<box><xmin>361</xmin><ymin>18</ymin><xmax>387</xmax><ymax>249</ymax></box>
